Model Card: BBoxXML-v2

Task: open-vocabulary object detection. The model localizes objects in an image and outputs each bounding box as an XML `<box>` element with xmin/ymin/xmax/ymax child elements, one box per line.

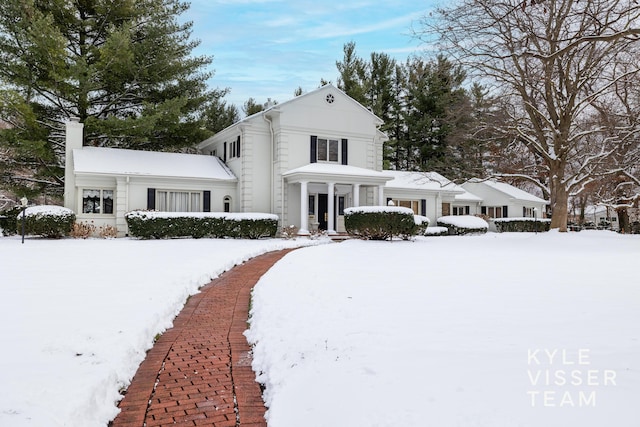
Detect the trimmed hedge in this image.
<box><xmin>344</xmin><ymin>206</ymin><xmax>418</xmax><ymax>240</ymax></box>
<box><xmin>20</xmin><ymin>205</ymin><xmax>76</xmax><ymax>238</ymax></box>
<box><xmin>493</xmin><ymin>217</ymin><xmax>551</xmax><ymax>233</ymax></box>
<box><xmin>436</xmin><ymin>215</ymin><xmax>488</xmax><ymax>235</ymax></box>
<box><xmin>125</xmin><ymin>211</ymin><xmax>278</xmax><ymax>239</ymax></box>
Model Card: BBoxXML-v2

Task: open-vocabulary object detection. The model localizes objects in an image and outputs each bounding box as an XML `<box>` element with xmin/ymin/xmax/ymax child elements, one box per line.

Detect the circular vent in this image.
<box><xmin>325</xmin><ymin>93</ymin><xmax>335</xmax><ymax>104</ymax></box>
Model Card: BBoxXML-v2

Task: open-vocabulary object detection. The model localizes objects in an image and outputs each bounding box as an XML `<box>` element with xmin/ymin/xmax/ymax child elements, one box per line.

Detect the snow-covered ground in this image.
<box><xmin>1</xmin><ymin>231</ymin><xmax>638</xmax><ymax>426</ymax></box>
<box><xmin>247</xmin><ymin>231</ymin><xmax>640</xmax><ymax>427</ymax></box>
<box><xmin>0</xmin><ymin>236</ymin><xmax>317</xmax><ymax>426</ymax></box>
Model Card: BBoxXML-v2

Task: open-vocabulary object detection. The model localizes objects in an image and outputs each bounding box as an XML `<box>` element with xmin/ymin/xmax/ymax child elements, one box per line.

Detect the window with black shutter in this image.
<box><xmin>203</xmin><ymin>191</ymin><xmax>211</xmax><ymax>212</ymax></box>
<box><xmin>310</xmin><ymin>136</ymin><xmax>317</xmax><ymax>163</ymax></box>
<box><xmin>147</xmin><ymin>188</ymin><xmax>156</xmax><ymax>210</ymax></box>
<box><xmin>341</xmin><ymin>139</ymin><xmax>348</xmax><ymax>165</ymax></box>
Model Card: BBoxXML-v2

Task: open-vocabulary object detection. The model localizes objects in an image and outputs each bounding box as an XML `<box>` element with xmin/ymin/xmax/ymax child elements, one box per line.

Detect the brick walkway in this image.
<box><xmin>111</xmin><ymin>249</ymin><xmax>295</xmax><ymax>427</ymax></box>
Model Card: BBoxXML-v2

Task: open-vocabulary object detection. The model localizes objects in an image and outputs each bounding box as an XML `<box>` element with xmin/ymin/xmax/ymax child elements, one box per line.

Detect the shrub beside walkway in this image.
<box><xmin>111</xmin><ymin>249</ymin><xmax>295</xmax><ymax>427</ymax></box>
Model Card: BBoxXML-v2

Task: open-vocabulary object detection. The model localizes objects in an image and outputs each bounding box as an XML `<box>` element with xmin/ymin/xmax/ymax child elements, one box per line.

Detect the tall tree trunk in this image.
<box><xmin>616</xmin><ymin>207</ymin><xmax>630</xmax><ymax>234</ymax></box>
<box><xmin>549</xmin><ymin>166</ymin><xmax>569</xmax><ymax>232</ymax></box>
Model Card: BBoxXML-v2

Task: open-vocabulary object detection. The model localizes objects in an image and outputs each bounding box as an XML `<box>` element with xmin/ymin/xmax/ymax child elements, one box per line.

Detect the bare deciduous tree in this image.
<box><xmin>422</xmin><ymin>0</ymin><xmax>640</xmax><ymax>230</ymax></box>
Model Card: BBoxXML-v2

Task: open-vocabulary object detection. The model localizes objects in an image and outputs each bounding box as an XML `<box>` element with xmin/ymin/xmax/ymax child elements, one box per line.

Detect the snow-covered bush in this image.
<box><xmin>125</xmin><ymin>211</ymin><xmax>278</xmax><ymax>239</ymax></box>
<box><xmin>19</xmin><ymin>205</ymin><xmax>76</xmax><ymax>238</ymax></box>
<box><xmin>422</xmin><ymin>226</ymin><xmax>449</xmax><ymax>236</ymax></box>
<box><xmin>437</xmin><ymin>215</ymin><xmax>488</xmax><ymax>235</ymax></box>
<box><xmin>493</xmin><ymin>217</ymin><xmax>551</xmax><ymax>233</ymax></box>
<box><xmin>344</xmin><ymin>206</ymin><xmax>418</xmax><ymax>240</ymax></box>
<box><xmin>414</xmin><ymin>215</ymin><xmax>430</xmax><ymax>236</ymax></box>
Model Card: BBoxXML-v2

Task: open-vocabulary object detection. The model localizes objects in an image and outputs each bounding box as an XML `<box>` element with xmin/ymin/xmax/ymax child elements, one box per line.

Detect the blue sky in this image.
<box><xmin>181</xmin><ymin>0</ymin><xmax>439</xmax><ymax>110</ymax></box>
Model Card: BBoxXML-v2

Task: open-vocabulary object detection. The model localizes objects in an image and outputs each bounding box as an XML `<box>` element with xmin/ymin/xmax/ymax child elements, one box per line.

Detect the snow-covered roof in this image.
<box><xmin>382</xmin><ymin>170</ymin><xmax>464</xmax><ymax>194</ymax></box>
<box><xmin>455</xmin><ymin>190</ymin><xmax>483</xmax><ymax>202</ymax></box>
<box><xmin>466</xmin><ymin>179</ymin><xmax>547</xmax><ymax>204</ymax></box>
<box><xmin>283</xmin><ymin>163</ymin><xmax>392</xmax><ymax>184</ymax></box>
<box><xmin>73</xmin><ymin>147</ymin><xmax>237</xmax><ymax>181</ymax></box>
<box><xmin>198</xmin><ymin>84</ymin><xmax>383</xmax><ymax>149</ymax></box>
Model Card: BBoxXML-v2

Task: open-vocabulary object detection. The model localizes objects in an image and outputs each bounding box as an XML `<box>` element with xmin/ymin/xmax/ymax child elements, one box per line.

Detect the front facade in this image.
<box><xmin>64</xmin><ymin>86</ymin><xmax>550</xmax><ymax>236</ymax></box>
<box><xmin>198</xmin><ymin>84</ymin><xmax>391</xmax><ymax>234</ymax></box>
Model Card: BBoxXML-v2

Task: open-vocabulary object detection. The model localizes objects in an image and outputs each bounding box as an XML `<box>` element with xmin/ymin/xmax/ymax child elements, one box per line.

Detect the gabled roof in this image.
<box><xmin>381</xmin><ymin>170</ymin><xmax>465</xmax><ymax>194</ymax></box>
<box><xmin>465</xmin><ymin>179</ymin><xmax>547</xmax><ymax>203</ymax></box>
<box><xmin>198</xmin><ymin>84</ymin><xmax>383</xmax><ymax>149</ymax></box>
<box><xmin>73</xmin><ymin>147</ymin><xmax>236</xmax><ymax>181</ymax></box>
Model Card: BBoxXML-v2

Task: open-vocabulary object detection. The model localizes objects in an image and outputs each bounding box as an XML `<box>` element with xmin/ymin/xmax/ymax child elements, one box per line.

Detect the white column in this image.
<box><xmin>378</xmin><ymin>185</ymin><xmax>385</xmax><ymax>206</ymax></box>
<box><xmin>352</xmin><ymin>184</ymin><xmax>360</xmax><ymax>207</ymax></box>
<box><xmin>327</xmin><ymin>182</ymin><xmax>336</xmax><ymax>234</ymax></box>
<box><xmin>299</xmin><ymin>181</ymin><xmax>309</xmax><ymax>234</ymax></box>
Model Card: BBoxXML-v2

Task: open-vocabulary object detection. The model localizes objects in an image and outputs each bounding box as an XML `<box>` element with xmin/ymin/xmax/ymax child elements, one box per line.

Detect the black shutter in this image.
<box><xmin>503</xmin><ymin>205</ymin><xmax>508</xmax><ymax>217</ymax></box>
<box><xmin>341</xmin><ymin>138</ymin><xmax>348</xmax><ymax>165</ymax></box>
<box><xmin>465</xmin><ymin>206</ymin><xmax>470</xmax><ymax>215</ymax></box>
<box><xmin>203</xmin><ymin>191</ymin><xmax>211</xmax><ymax>212</ymax></box>
<box><xmin>236</xmin><ymin>135</ymin><xmax>241</xmax><ymax>158</ymax></box>
<box><xmin>310</xmin><ymin>136</ymin><xmax>317</xmax><ymax>163</ymax></box>
<box><xmin>223</xmin><ymin>142</ymin><xmax>227</xmax><ymax>162</ymax></box>
<box><xmin>421</xmin><ymin>199</ymin><xmax>427</xmax><ymax>216</ymax></box>
<box><xmin>481</xmin><ymin>206</ymin><xmax>487</xmax><ymax>215</ymax></box>
<box><xmin>147</xmin><ymin>188</ymin><xmax>156</xmax><ymax>210</ymax></box>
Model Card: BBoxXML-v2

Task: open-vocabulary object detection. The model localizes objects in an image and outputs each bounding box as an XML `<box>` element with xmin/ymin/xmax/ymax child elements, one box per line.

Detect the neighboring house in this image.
<box><xmin>461</xmin><ymin>179</ymin><xmax>548</xmax><ymax>221</ymax></box>
<box><xmin>581</xmin><ymin>205</ymin><xmax>619</xmax><ymax>230</ymax></box>
<box><xmin>381</xmin><ymin>171</ymin><xmax>465</xmax><ymax>221</ymax></box>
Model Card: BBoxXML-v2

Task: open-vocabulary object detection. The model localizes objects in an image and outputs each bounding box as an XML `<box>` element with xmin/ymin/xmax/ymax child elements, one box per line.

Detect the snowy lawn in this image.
<box><xmin>247</xmin><ymin>231</ymin><xmax>640</xmax><ymax>427</ymax></box>
<box><xmin>0</xmin><ymin>236</ymin><xmax>318</xmax><ymax>426</ymax></box>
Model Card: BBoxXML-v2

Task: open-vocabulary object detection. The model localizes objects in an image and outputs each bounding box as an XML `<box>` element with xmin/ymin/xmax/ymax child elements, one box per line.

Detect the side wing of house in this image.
<box><xmin>462</xmin><ymin>180</ymin><xmax>547</xmax><ymax>219</ymax></box>
<box><xmin>381</xmin><ymin>171</ymin><xmax>465</xmax><ymax>224</ymax></box>
<box><xmin>66</xmin><ymin>120</ymin><xmax>237</xmax><ymax>236</ymax></box>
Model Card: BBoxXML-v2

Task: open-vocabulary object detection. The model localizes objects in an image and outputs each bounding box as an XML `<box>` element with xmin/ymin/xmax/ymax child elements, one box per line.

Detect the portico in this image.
<box><xmin>282</xmin><ymin>163</ymin><xmax>392</xmax><ymax>234</ymax></box>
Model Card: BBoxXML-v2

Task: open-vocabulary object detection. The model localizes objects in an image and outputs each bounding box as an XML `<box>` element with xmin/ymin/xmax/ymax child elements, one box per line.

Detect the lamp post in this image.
<box><xmin>533</xmin><ymin>207</ymin><xmax>538</xmax><ymax>234</ymax></box>
<box><xmin>20</xmin><ymin>197</ymin><xmax>28</xmax><ymax>244</ymax></box>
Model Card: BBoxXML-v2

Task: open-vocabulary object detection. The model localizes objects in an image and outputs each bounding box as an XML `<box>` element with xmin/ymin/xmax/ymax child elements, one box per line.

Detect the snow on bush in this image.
<box><xmin>493</xmin><ymin>217</ymin><xmax>551</xmax><ymax>233</ymax></box>
<box><xmin>493</xmin><ymin>217</ymin><xmax>551</xmax><ymax>223</ymax></box>
<box><xmin>437</xmin><ymin>215</ymin><xmax>488</xmax><ymax>235</ymax></box>
<box><xmin>125</xmin><ymin>210</ymin><xmax>279</xmax><ymax>239</ymax></box>
<box><xmin>18</xmin><ymin>205</ymin><xmax>76</xmax><ymax>238</ymax></box>
<box><xmin>344</xmin><ymin>205</ymin><xmax>414</xmax><ymax>215</ymax></box>
<box><xmin>344</xmin><ymin>206</ymin><xmax>417</xmax><ymax>240</ymax></box>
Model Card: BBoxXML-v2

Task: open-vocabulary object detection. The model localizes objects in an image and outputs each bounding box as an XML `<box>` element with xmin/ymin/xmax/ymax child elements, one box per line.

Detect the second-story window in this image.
<box><xmin>317</xmin><ymin>138</ymin><xmax>339</xmax><ymax>162</ymax></box>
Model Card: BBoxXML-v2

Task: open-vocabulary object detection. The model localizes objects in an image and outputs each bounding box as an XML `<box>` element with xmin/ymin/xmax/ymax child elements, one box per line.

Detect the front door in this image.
<box><xmin>318</xmin><ymin>193</ymin><xmax>328</xmax><ymax>230</ymax></box>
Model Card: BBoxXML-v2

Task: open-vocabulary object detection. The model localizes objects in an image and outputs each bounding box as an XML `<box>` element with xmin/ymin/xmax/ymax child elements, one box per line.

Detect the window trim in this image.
<box><xmin>390</xmin><ymin>198</ymin><xmax>420</xmax><ymax>215</ymax></box>
<box><xmin>81</xmin><ymin>188</ymin><xmax>115</xmax><ymax>215</ymax></box>
<box><xmin>155</xmin><ymin>190</ymin><xmax>203</xmax><ymax>212</ymax></box>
